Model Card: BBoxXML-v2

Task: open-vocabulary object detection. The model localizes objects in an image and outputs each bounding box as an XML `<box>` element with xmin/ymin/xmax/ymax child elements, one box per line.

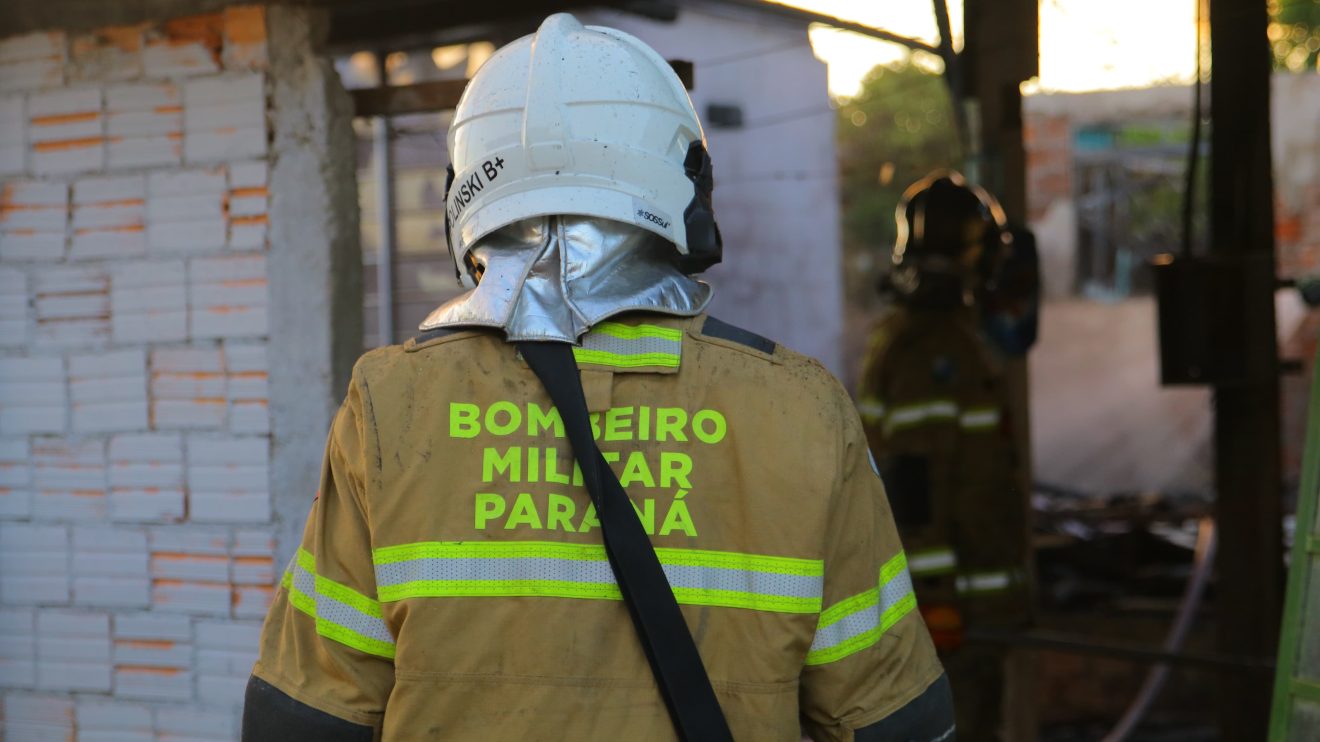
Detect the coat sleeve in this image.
<box><xmin>245</xmin><ymin>373</ymin><xmax>395</xmax><ymax>740</ymax></box>
<box><xmin>799</xmin><ymin>387</ymin><xmax>945</xmax><ymax>742</ymax></box>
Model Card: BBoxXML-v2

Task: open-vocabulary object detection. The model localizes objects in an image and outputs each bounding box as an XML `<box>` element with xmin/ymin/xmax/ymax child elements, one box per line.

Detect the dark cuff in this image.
<box><xmin>242</xmin><ymin>675</ymin><xmax>375</xmax><ymax>742</ymax></box>
<box><xmin>853</xmin><ymin>673</ymin><xmax>955</xmax><ymax>742</ymax></box>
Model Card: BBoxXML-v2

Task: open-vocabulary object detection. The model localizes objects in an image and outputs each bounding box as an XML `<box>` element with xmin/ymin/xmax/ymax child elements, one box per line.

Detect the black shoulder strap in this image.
<box><xmin>701</xmin><ymin>316</ymin><xmax>775</xmax><ymax>354</ymax></box>
<box><xmin>517</xmin><ymin>341</ymin><xmax>733</xmax><ymax>742</ymax></box>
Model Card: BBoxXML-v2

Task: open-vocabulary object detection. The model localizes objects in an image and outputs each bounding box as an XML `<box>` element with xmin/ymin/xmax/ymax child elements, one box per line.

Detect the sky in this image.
<box><xmin>781</xmin><ymin>0</ymin><xmax>1200</xmax><ymax>98</ymax></box>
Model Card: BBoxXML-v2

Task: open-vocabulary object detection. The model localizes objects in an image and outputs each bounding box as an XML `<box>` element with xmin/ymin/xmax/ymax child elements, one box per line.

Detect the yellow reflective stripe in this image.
<box><xmin>372</xmin><ymin>540</ymin><xmax>823</xmax><ymax>615</ymax></box>
<box><xmin>285</xmin><ymin>548</ymin><xmax>395</xmax><ymax>659</ymax></box>
<box><xmin>373</xmin><ymin>541</ymin><xmax>822</xmax><ymax>576</ymax></box>
<box><xmin>572</xmin><ymin>348</ymin><xmax>680</xmax><ymax>368</ymax></box>
<box><xmin>806</xmin><ymin>551</ymin><xmax>917</xmax><ymax>666</ymax></box>
<box><xmin>959</xmin><ymin>407</ymin><xmax>1001</xmax><ymax>431</ymax></box>
<box><xmin>653</xmin><ymin>546</ymin><xmax>823</xmax><ymax>577</ymax></box>
<box><xmin>374</xmin><ymin>540</ymin><xmax>608</xmax><ymax>564</ymax></box>
<box><xmin>590</xmin><ymin>321</ymin><xmax>683</xmax><ymax>342</ymax></box>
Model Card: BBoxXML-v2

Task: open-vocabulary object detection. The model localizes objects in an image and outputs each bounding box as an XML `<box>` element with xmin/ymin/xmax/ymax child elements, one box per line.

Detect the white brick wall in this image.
<box><xmin>0</xmin><ymin>8</ymin><xmax>284</xmax><ymax>734</ymax></box>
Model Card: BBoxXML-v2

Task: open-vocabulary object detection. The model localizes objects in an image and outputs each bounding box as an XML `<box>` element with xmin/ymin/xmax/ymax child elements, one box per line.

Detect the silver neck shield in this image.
<box><xmin>419</xmin><ymin>216</ymin><xmax>713</xmax><ymax>342</ymax></box>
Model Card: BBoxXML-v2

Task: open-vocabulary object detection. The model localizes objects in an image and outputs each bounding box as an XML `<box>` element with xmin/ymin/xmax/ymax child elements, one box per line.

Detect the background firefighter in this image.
<box><xmin>858</xmin><ymin>171</ymin><xmax>1032</xmax><ymax>742</ymax></box>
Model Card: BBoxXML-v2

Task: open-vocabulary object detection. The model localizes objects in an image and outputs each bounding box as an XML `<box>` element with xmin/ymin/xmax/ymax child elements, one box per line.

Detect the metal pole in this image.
<box><xmin>372</xmin><ymin>52</ymin><xmax>396</xmax><ymax>346</ymax></box>
<box><xmin>1206</xmin><ymin>0</ymin><xmax>1282</xmax><ymax>737</ymax></box>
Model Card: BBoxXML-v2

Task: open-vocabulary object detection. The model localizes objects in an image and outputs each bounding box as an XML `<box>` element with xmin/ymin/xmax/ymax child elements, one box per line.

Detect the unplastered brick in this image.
<box><xmin>184</xmin><ymin>74</ymin><xmax>267</xmax><ymax>163</ymax></box>
<box><xmin>0</xmin><ymin>95</ymin><xmax>25</xmax><ymax>174</ymax></box>
<box><xmin>72</xmin><ymin>526</ymin><xmax>149</xmax><ymax>607</ymax></box>
<box><xmin>29</xmin><ymin>88</ymin><xmax>107</xmax><ymax>175</ymax></box>
<box><xmin>76</xmin><ymin>699</ymin><xmax>154</xmax><ymax>740</ymax></box>
<box><xmin>189</xmin><ymin>254</ymin><xmax>268</xmax><ymax>339</ymax></box>
<box><xmin>0</xmin><ymin>356</ymin><xmax>67</xmax><ymax>435</ymax></box>
<box><xmin>0</xmin><ymin>31</ymin><xmax>65</xmax><ymax>94</ymax></box>
<box><xmin>114</xmin><ymin>664</ymin><xmax>193</xmax><ymax>701</ymax></box>
<box><xmin>231</xmin><ymin>555</ymin><xmax>274</xmax><ymax>586</ymax></box>
<box><xmin>111</xmin><ymin>259</ymin><xmax>187</xmax><ymax>343</ymax></box>
<box><xmin>0</xmin><ymin>180</ymin><xmax>67</xmax><ymax>262</ymax></box>
<box><xmin>113</xmin><ymin>636</ymin><xmax>191</xmax><ymax>669</ymax></box>
<box><xmin>0</xmin><ymin>607</ymin><xmax>36</xmax><ymax>688</ymax></box>
<box><xmin>32</xmin><ymin>436</ymin><xmax>108</xmax><ymax>521</ymax></box>
<box><xmin>231</xmin><ymin>584</ymin><xmax>273</xmax><ymax>618</ymax></box>
<box><xmin>0</xmin><ymin>268</ymin><xmax>27</xmax><ymax>345</ymax></box>
<box><xmin>152</xmin><ymin>551</ymin><xmax>229</xmax><ymax>583</ymax></box>
<box><xmin>108</xmin><ymin>433</ymin><xmax>184</xmax><ymax>522</ymax></box>
<box><xmin>151</xmin><ymin>347</ymin><xmax>225</xmax><ymax>429</ymax></box>
<box><xmin>223</xmin><ymin>6</ymin><xmax>268</xmax><ymax>70</ymax></box>
<box><xmin>146</xmin><ymin>167</ymin><xmax>227</xmax><ymax>252</ymax></box>
<box><xmin>0</xmin><ymin>31</ymin><xmax>65</xmax><ymax>65</ymax></box>
<box><xmin>156</xmin><ymin>705</ymin><xmax>239</xmax><ymax>740</ymax></box>
<box><xmin>72</xmin><ymin>174</ymin><xmax>147</xmax><ymax>260</ymax></box>
<box><xmin>71</xmin><ymin>25</ymin><xmax>147</xmax><ymax>83</ymax></box>
<box><xmin>2</xmin><ymin>693</ymin><xmax>75</xmax><ymax>741</ymax></box>
<box><xmin>0</xmin><ymin>438</ymin><xmax>32</xmax><ymax>519</ymax></box>
<box><xmin>70</xmin><ymin>349</ymin><xmax>148</xmax><ymax>433</ymax></box>
<box><xmin>142</xmin><ymin>14</ymin><xmax>223</xmax><ymax>80</ymax></box>
<box><xmin>34</xmin><ymin>264</ymin><xmax>110</xmax><ymax>347</ymax></box>
<box><xmin>113</xmin><ymin>611</ymin><xmax>191</xmax><ymax>641</ymax></box>
<box><xmin>148</xmin><ymin>525</ymin><xmax>229</xmax><ymax>556</ymax></box>
<box><xmin>188</xmin><ymin>435</ymin><xmax>270</xmax><ymax>523</ymax></box>
<box><xmin>36</xmin><ymin>609</ymin><xmax>112</xmax><ymax>692</ymax></box>
<box><xmin>0</xmin><ymin>523</ymin><xmax>70</xmax><ymax>605</ymax></box>
<box><xmin>151</xmin><ymin>579</ymin><xmax>230</xmax><ymax>615</ymax></box>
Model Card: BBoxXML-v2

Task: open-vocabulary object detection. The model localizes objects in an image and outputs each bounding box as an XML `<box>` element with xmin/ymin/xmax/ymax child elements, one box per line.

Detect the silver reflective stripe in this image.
<box><xmin>375</xmin><ymin>556</ymin><xmax>822</xmax><ymax>607</ymax></box>
<box><xmin>956</xmin><ymin>570</ymin><xmax>1015</xmax><ymax>594</ymax></box>
<box><xmin>858</xmin><ymin>398</ymin><xmax>886</xmax><ymax>424</ymax></box>
<box><xmin>908</xmin><ymin>548</ymin><xmax>957</xmax><ymax>575</ymax></box>
<box><xmin>810</xmin><ymin>570</ymin><xmax>914</xmax><ymax>653</ymax></box>
<box><xmin>574</xmin><ymin>322</ymin><xmax>682</xmax><ymax>368</ymax></box>
<box><xmin>805</xmin><ymin>551</ymin><xmax>918</xmax><ymax>665</ymax></box>
<box><xmin>886</xmin><ymin>400</ymin><xmax>959</xmax><ymax>432</ymax></box>
<box><xmin>959</xmin><ymin>408</ymin><xmax>1001</xmax><ymax>431</ymax></box>
<box><xmin>290</xmin><ymin>557</ymin><xmax>395</xmax><ymax>647</ymax></box>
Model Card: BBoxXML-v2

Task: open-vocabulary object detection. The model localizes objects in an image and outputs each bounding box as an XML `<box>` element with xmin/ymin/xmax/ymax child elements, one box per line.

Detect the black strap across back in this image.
<box><xmin>517</xmin><ymin>341</ymin><xmax>733</xmax><ymax>742</ymax></box>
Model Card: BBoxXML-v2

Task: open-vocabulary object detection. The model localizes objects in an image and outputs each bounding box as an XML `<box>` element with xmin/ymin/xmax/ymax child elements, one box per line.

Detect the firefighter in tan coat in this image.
<box><xmin>858</xmin><ymin>172</ymin><xmax>1031</xmax><ymax>742</ymax></box>
<box><xmin>243</xmin><ymin>14</ymin><xmax>954</xmax><ymax>742</ymax></box>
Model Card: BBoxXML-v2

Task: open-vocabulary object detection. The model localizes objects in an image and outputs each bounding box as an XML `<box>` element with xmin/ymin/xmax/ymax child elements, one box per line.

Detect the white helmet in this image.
<box><xmin>443</xmin><ymin>13</ymin><xmax>722</xmax><ymax>286</ymax></box>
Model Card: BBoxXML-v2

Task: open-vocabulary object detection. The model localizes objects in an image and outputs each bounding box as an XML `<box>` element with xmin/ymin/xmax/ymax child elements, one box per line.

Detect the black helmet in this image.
<box><xmin>888</xmin><ymin>170</ymin><xmax>1011</xmax><ymax>307</ymax></box>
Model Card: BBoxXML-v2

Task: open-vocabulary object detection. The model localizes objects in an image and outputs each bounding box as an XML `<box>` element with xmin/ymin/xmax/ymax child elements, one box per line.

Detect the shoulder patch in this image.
<box><xmin>701</xmin><ymin>316</ymin><xmax>775</xmax><ymax>355</ymax></box>
<box><xmin>413</xmin><ymin>327</ymin><xmax>462</xmax><ymax>344</ymax></box>
<box><xmin>405</xmin><ymin>326</ymin><xmax>489</xmax><ymax>352</ymax></box>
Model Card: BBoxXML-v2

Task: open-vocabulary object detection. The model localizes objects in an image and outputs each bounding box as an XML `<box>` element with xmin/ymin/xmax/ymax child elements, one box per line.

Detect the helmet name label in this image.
<box><xmin>633</xmin><ymin>202</ymin><xmax>672</xmax><ymax>231</ymax></box>
<box><xmin>446</xmin><ymin>156</ymin><xmax>507</xmax><ymax>224</ymax></box>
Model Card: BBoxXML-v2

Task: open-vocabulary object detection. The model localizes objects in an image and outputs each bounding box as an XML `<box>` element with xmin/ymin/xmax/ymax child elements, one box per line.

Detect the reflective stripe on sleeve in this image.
<box><xmin>805</xmin><ymin>551</ymin><xmax>918</xmax><ymax>666</ymax></box>
<box><xmin>885</xmin><ymin>400</ymin><xmax>959</xmax><ymax>434</ymax></box>
<box><xmin>372</xmin><ymin>541</ymin><xmax>823</xmax><ymax>614</ymax></box>
<box><xmin>857</xmin><ymin>397</ymin><xmax>887</xmax><ymax>425</ymax></box>
<box><xmin>959</xmin><ymin>407</ymin><xmax>1001</xmax><ymax>432</ymax></box>
<box><xmin>283</xmin><ymin>548</ymin><xmax>396</xmax><ymax>659</ymax></box>
<box><xmin>955</xmin><ymin>569</ymin><xmax>1020</xmax><ymax>595</ymax></box>
<box><xmin>907</xmin><ymin>547</ymin><xmax>958</xmax><ymax>576</ymax></box>
<box><xmin>572</xmin><ymin>321</ymin><xmax>682</xmax><ymax>369</ymax></box>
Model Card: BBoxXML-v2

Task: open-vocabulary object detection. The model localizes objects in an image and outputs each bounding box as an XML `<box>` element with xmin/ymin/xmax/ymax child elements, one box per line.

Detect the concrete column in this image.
<box><xmin>266</xmin><ymin>5</ymin><xmax>363</xmax><ymax>570</ymax></box>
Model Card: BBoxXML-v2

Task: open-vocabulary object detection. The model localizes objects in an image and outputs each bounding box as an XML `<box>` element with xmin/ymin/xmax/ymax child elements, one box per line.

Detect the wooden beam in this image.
<box><xmin>351</xmin><ymin>80</ymin><xmax>468</xmax><ymax>117</ymax></box>
<box><xmin>1207</xmin><ymin>0</ymin><xmax>1283</xmax><ymax>738</ymax></box>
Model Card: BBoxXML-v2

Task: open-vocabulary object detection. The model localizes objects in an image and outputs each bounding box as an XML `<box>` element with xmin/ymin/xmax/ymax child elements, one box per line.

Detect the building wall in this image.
<box><xmin>0</xmin><ymin>6</ymin><xmax>358</xmax><ymax>738</ymax></box>
<box><xmin>1024</xmin><ymin>76</ymin><xmax>1320</xmax><ymax>295</ymax></box>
